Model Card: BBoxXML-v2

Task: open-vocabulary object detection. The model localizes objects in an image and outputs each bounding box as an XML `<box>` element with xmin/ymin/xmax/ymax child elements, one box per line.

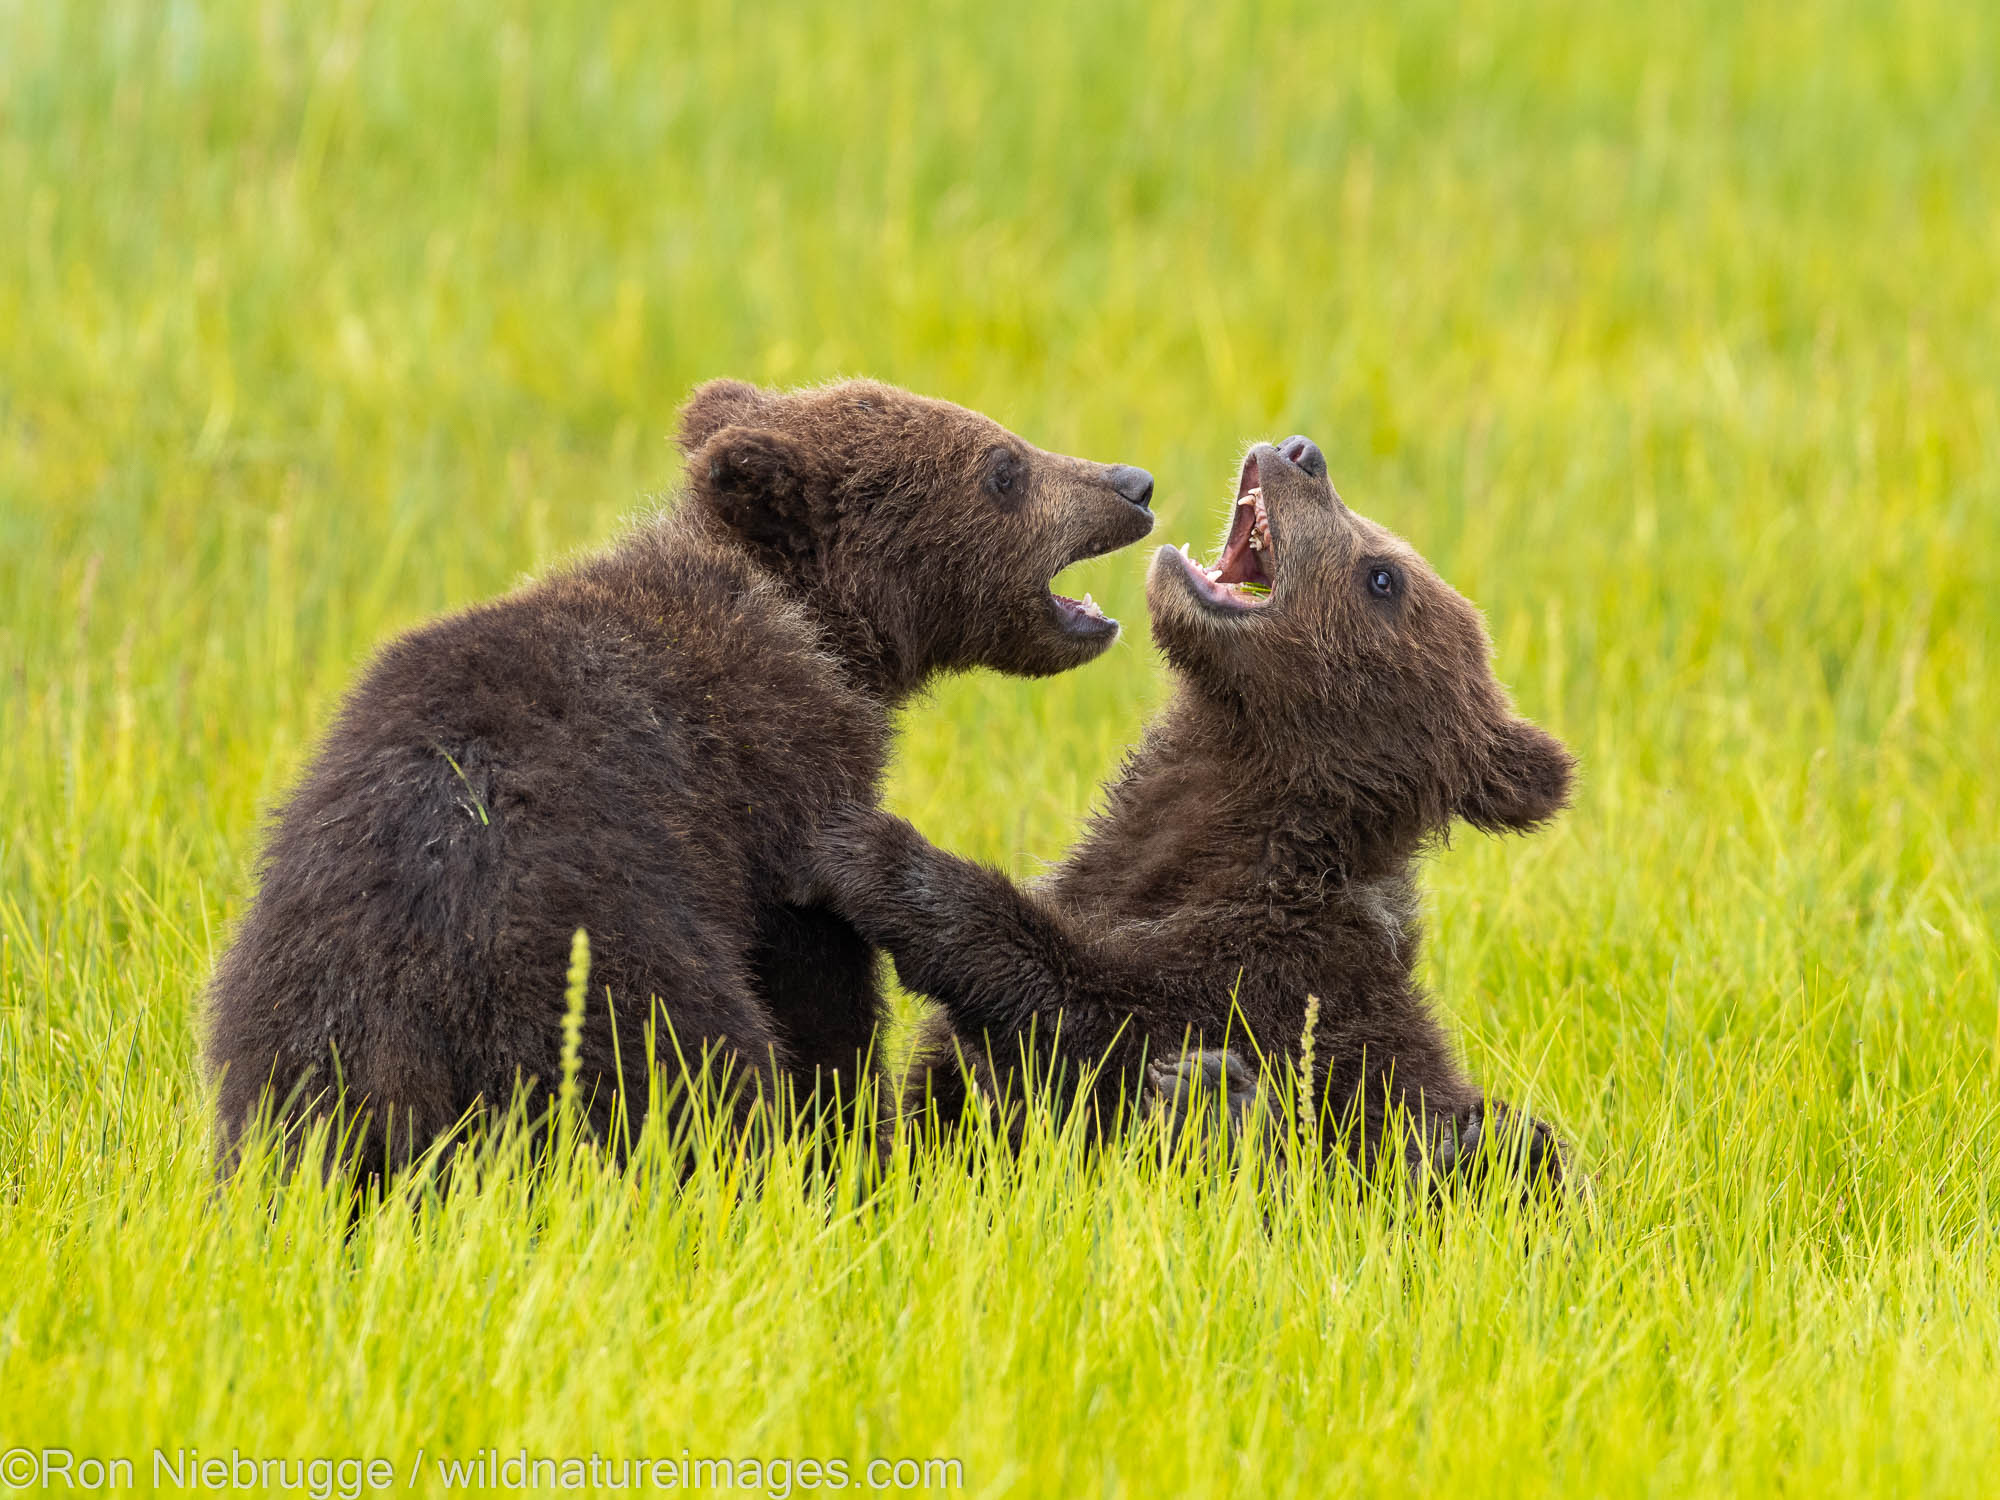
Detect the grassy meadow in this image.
<box><xmin>4</xmin><ymin>0</ymin><xmax>1999</xmax><ymax>1493</ymax></box>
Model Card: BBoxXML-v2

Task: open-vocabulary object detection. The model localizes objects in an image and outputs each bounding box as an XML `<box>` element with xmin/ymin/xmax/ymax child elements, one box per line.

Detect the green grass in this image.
<box><xmin>4</xmin><ymin>0</ymin><xmax>1999</xmax><ymax>1493</ymax></box>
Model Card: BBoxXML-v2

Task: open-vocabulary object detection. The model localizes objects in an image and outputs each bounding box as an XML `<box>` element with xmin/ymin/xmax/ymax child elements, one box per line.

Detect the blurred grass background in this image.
<box><xmin>2</xmin><ymin>0</ymin><xmax>1998</xmax><ymax>1494</ymax></box>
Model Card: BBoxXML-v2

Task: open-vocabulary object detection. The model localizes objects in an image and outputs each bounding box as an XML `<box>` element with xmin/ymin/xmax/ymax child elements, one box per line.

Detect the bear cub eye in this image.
<box><xmin>984</xmin><ymin>447</ymin><xmax>1022</xmax><ymax>499</ymax></box>
<box><xmin>1366</xmin><ymin>564</ymin><xmax>1400</xmax><ymax>600</ymax></box>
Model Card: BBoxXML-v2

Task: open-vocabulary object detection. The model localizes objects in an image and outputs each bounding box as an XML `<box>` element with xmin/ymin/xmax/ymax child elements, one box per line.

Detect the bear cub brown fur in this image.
<box><xmin>811</xmin><ymin>436</ymin><xmax>1575</xmax><ymax>1190</ymax></box>
<box><xmin>203</xmin><ymin>378</ymin><xmax>1156</xmax><ymax>1177</ymax></box>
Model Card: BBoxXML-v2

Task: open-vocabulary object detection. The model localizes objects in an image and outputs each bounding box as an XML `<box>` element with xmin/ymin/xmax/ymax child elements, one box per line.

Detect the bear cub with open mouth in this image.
<box><xmin>204</xmin><ymin>378</ymin><xmax>1157</xmax><ymax>1180</ymax></box>
<box><xmin>812</xmin><ymin>436</ymin><xmax>1576</xmax><ymax>1191</ymax></box>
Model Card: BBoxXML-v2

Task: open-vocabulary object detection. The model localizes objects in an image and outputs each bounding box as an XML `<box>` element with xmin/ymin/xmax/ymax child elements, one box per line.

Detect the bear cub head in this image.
<box><xmin>1147</xmin><ymin>437</ymin><xmax>1574</xmax><ymax>844</ymax></box>
<box><xmin>679</xmin><ymin>378</ymin><xmax>1157</xmax><ymax>688</ymax></box>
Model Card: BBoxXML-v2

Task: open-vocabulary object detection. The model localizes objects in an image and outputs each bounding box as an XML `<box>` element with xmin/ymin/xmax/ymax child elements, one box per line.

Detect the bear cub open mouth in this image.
<box><xmin>1049</xmin><ymin>585</ymin><xmax>1112</xmax><ymax>632</ymax></box>
<box><xmin>1049</xmin><ymin>535</ymin><xmax>1131</xmax><ymax>637</ymax></box>
<box><xmin>1173</xmin><ymin>452</ymin><xmax>1275</xmax><ymax>611</ymax></box>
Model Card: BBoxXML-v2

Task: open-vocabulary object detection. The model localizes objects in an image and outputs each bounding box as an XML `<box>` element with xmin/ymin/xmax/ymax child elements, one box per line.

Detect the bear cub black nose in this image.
<box><xmin>1278</xmin><ymin>436</ymin><xmax>1327</xmax><ymax>480</ymax></box>
<box><xmin>1106</xmin><ymin>465</ymin><xmax>1154</xmax><ymax>509</ymax></box>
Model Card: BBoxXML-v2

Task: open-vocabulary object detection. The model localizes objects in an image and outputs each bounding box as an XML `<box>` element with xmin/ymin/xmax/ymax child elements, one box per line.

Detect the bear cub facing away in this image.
<box><xmin>812</xmin><ymin>436</ymin><xmax>1576</xmax><ymax>1189</ymax></box>
<box><xmin>204</xmin><ymin>378</ymin><xmax>1157</xmax><ymax>1177</ymax></box>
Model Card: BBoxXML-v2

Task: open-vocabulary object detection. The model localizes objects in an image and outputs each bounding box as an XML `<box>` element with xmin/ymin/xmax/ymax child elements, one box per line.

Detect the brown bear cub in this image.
<box><xmin>810</xmin><ymin>437</ymin><xmax>1576</xmax><ymax>1190</ymax></box>
<box><xmin>203</xmin><ymin>378</ymin><xmax>1156</xmax><ymax>1178</ymax></box>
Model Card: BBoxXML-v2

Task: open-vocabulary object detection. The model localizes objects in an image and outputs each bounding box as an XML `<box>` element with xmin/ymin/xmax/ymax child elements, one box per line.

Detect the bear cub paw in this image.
<box><xmin>1431</xmin><ymin>1099</ymin><xmax>1572</xmax><ymax>1200</ymax></box>
<box><xmin>1145</xmin><ymin>1047</ymin><xmax>1265</xmax><ymax>1150</ymax></box>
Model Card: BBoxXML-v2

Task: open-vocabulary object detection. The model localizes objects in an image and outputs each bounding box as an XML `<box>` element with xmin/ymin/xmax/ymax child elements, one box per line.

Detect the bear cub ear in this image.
<box><xmin>690</xmin><ymin>424</ymin><xmax>825</xmax><ymax>561</ymax></box>
<box><xmin>677</xmin><ymin>378</ymin><xmax>773</xmax><ymax>454</ymax></box>
<box><xmin>1458</xmin><ymin>716</ymin><xmax>1575</xmax><ymax>834</ymax></box>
